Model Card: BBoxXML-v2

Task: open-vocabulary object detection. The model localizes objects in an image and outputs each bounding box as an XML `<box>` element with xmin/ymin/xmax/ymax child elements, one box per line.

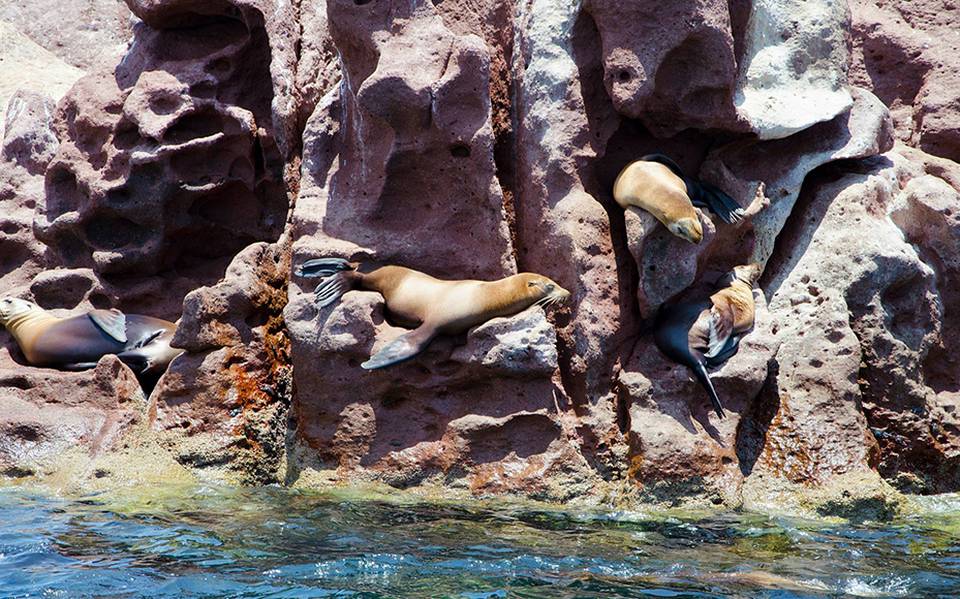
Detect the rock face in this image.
<box><xmin>850</xmin><ymin>0</ymin><xmax>960</xmax><ymax>162</ymax></box>
<box><xmin>0</xmin><ymin>0</ymin><xmax>959</xmax><ymax>514</ymax></box>
<box><xmin>0</xmin><ymin>1</ymin><xmax>133</xmax><ymax>72</ymax></box>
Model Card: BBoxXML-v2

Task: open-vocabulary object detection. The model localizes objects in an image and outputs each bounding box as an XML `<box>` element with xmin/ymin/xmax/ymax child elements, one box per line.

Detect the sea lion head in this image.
<box><xmin>519</xmin><ymin>274</ymin><xmax>571</xmax><ymax>309</ymax></box>
<box><xmin>0</xmin><ymin>297</ymin><xmax>40</xmax><ymax>326</ymax></box>
<box><xmin>732</xmin><ymin>262</ymin><xmax>763</xmax><ymax>286</ymax></box>
<box><xmin>667</xmin><ymin>216</ymin><xmax>703</xmax><ymax>244</ymax></box>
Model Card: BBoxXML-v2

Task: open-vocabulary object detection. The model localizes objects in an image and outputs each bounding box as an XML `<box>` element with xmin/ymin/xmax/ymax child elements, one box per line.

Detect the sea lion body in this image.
<box><xmin>613</xmin><ymin>154</ymin><xmax>745</xmax><ymax>244</ymax></box>
<box><xmin>614</xmin><ymin>160</ymin><xmax>703</xmax><ymax>243</ymax></box>
<box><xmin>296</xmin><ymin>259</ymin><xmax>570</xmax><ymax>369</ymax></box>
<box><xmin>0</xmin><ymin>297</ymin><xmax>182</xmax><ymax>378</ymax></box>
<box><xmin>654</xmin><ymin>263</ymin><xmax>762</xmax><ymax>418</ymax></box>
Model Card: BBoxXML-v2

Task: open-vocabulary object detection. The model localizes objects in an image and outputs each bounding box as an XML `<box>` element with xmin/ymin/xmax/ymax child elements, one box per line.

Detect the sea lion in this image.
<box><xmin>0</xmin><ymin>296</ymin><xmax>183</xmax><ymax>379</ymax></box>
<box><xmin>653</xmin><ymin>263</ymin><xmax>763</xmax><ymax>418</ymax></box>
<box><xmin>612</xmin><ymin>153</ymin><xmax>745</xmax><ymax>244</ymax></box>
<box><xmin>296</xmin><ymin>258</ymin><xmax>570</xmax><ymax>370</ymax></box>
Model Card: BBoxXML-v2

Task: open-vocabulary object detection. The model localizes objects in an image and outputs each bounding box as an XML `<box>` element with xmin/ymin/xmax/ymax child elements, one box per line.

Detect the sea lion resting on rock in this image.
<box><xmin>0</xmin><ymin>297</ymin><xmax>183</xmax><ymax>379</ymax></box>
<box><xmin>613</xmin><ymin>154</ymin><xmax>745</xmax><ymax>244</ymax></box>
<box><xmin>296</xmin><ymin>258</ymin><xmax>570</xmax><ymax>370</ymax></box>
<box><xmin>653</xmin><ymin>263</ymin><xmax>763</xmax><ymax>418</ymax></box>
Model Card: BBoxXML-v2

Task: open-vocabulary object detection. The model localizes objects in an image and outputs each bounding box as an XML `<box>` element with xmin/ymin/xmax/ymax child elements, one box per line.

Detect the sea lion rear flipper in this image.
<box><xmin>361</xmin><ymin>326</ymin><xmax>435</xmax><ymax>370</ymax></box>
<box><xmin>692</xmin><ymin>360</ymin><xmax>726</xmax><ymax>419</ymax></box>
<box><xmin>61</xmin><ymin>362</ymin><xmax>99</xmax><ymax>371</ymax></box>
<box><xmin>689</xmin><ymin>180</ymin><xmax>744</xmax><ymax>224</ymax></box>
<box><xmin>296</xmin><ymin>257</ymin><xmax>355</xmax><ymax>278</ymax></box>
<box><xmin>88</xmin><ymin>309</ymin><xmax>128</xmax><ymax>344</ymax></box>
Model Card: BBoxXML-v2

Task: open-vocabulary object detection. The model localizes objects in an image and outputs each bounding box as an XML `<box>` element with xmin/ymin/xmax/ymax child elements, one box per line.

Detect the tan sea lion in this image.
<box><xmin>613</xmin><ymin>153</ymin><xmax>744</xmax><ymax>244</ymax></box>
<box><xmin>0</xmin><ymin>297</ymin><xmax>183</xmax><ymax>380</ymax></box>
<box><xmin>653</xmin><ymin>263</ymin><xmax>763</xmax><ymax>418</ymax></box>
<box><xmin>296</xmin><ymin>258</ymin><xmax>570</xmax><ymax>370</ymax></box>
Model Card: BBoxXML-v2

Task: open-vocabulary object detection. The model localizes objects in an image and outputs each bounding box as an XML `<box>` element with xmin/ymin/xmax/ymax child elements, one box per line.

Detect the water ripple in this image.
<box><xmin>0</xmin><ymin>485</ymin><xmax>958</xmax><ymax>598</ymax></box>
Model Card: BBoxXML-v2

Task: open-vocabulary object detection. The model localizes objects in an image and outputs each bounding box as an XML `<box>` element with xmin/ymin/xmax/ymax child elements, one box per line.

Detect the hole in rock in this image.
<box><xmin>159</xmin><ymin>16</ymin><xmax>248</xmax><ymax>61</ymax></box>
<box><xmin>205</xmin><ymin>57</ymin><xmax>232</xmax><ymax>75</ymax></box>
<box><xmin>84</xmin><ymin>215</ymin><xmax>148</xmax><ymax>250</ymax></box>
<box><xmin>354</xmin><ymin>0</ymin><xmax>375</xmax><ymax>5</ymax></box>
<box><xmin>150</xmin><ymin>93</ymin><xmax>181</xmax><ymax>115</ymax></box>
<box><xmin>0</xmin><ymin>375</ymin><xmax>32</xmax><ymax>390</ymax></box>
<box><xmin>105</xmin><ymin>187</ymin><xmax>131</xmax><ymax>205</ymax></box>
<box><xmin>618</xmin><ymin>69</ymin><xmax>631</xmax><ymax>82</ymax></box>
<box><xmin>188</xmin><ymin>181</ymin><xmax>261</xmax><ymax>230</ymax></box>
<box><xmin>450</xmin><ymin>143</ymin><xmax>471</xmax><ymax>158</ymax></box>
<box><xmin>164</xmin><ymin>106</ymin><xmax>225</xmax><ymax>144</ymax></box>
<box><xmin>45</xmin><ymin>166</ymin><xmax>84</xmax><ymax>219</ymax></box>
<box><xmin>114</xmin><ymin>120</ymin><xmax>140</xmax><ymax>150</ymax></box>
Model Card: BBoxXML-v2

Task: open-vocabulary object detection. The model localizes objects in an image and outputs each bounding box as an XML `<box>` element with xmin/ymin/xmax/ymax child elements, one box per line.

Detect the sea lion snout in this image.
<box><xmin>668</xmin><ymin>217</ymin><xmax>703</xmax><ymax>244</ymax></box>
<box><xmin>551</xmin><ymin>284</ymin><xmax>571</xmax><ymax>305</ymax></box>
<box><xmin>733</xmin><ymin>263</ymin><xmax>763</xmax><ymax>285</ymax></box>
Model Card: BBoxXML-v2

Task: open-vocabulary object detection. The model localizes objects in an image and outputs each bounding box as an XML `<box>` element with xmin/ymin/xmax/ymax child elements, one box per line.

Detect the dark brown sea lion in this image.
<box><xmin>0</xmin><ymin>297</ymin><xmax>183</xmax><ymax>379</ymax></box>
<box><xmin>613</xmin><ymin>154</ymin><xmax>745</xmax><ymax>244</ymax></box>
<box><xmin>653</xmin><ymin>263</ymin><xmax>763</xmax><ymax>418</ymax></box>
<box><xmin>296</xmin><ymin>258</ymin><xmax>570</xmax><ymax>370</ymax></box>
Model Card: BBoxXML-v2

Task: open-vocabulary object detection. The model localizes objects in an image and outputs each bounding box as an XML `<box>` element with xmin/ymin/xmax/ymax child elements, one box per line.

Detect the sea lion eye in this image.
<box><xmin>528</xmin><ymin>281</ymin><xmax>536</xmax><ymax>287</ymax></box>
<box><xmin>546</xmin><ymin>284</ymin><xmax>555</xmax><ymax>292</ymax></box>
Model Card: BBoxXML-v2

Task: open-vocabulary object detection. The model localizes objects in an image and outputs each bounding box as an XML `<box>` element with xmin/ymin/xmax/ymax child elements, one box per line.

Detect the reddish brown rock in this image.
<box><xmin>0</xmin><ymin>1</ymin><xmax>132</xmax><ymax>72</ymax></box>
<box><xmin>2</xmin><ymin>0</ymin><xmax>960</xmax><ymax>513</ymax></box>
<box><xmin>619</xmin><ymin>293</ymin><xmax>778</xmax><ymax>504</ymax></box>
<box><xmin>0</xmin><ymin>352</ymin><xmax>143</xmax><ymax>478</ymax></box>
<box><xmin>702</xmin><ymin>87</ymin><xmax>895</xmax><ymax>267</ymax></box>
<box><xmin>150</xmin><ymin>241</ymin><xmax>292</xmax><ymax>484</ymax></box>
<box><xmin>851</xmin><ymin>0</ymin><xmax>960</xmax><ymax>162</ymax></box>
<box><xmin>582</xmin><ymin>0</ymin><xmax>743</xmax><ymax>136</ymax></box>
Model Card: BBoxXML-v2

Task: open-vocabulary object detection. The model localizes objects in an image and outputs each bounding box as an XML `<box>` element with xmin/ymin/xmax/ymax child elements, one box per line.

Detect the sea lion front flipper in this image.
<box><xmin>115</xmin><ymin>350</ymin><xmax>150</xmax><ymax>374</ymax></box>
<box><xmin>361</xmin><ymin>326</ymin><xmax>436</xmax><ymax>370</ymax></box>
<box><xmin>61</xmin><ymin>362</ymin><xmax>99</xmax><ymax>371</ymax></box>
<box><xmin>705</xmin><ymin>335</ymin><xmax>741</xmax><ymax>367</ymax></box>
<box><xmin>705</xmin><ymin>303</ymin><xmax>735</xmax><ymax>359</ymax></box>
<box><xmin>88</xmin><ymin>309</ymin><xmax>128</xmax><ymax>344</ymax></box>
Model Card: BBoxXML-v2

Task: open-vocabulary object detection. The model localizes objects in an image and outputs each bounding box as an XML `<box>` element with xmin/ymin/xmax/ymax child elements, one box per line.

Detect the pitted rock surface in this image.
<box><xmin>0</xmin><ymin>0</ymin><xmax>959</xmax><ymax>514</ymax></box>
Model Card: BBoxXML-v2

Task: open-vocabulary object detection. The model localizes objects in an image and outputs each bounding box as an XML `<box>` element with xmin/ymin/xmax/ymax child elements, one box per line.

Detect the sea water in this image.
<box><xmin>0</xmin><ymin>484</ymin><xmax>959</xmax><ymax>598</ymax></box>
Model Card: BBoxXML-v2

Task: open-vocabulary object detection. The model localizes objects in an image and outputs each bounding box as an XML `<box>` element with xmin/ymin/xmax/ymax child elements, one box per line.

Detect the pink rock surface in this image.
<box><xmin>1</xmin><ymin>0</ymin><xmax>959</xmax><ymax>511</ymax></box>
<box><xmin>0</xmin><ymin>350</ymin><xmax>143</xmax><ymax>477</ymax></box>
<box><xmin>851</xmin><ymin>0</ymin><xmax>960</xmax><ymax>162</ymax></box>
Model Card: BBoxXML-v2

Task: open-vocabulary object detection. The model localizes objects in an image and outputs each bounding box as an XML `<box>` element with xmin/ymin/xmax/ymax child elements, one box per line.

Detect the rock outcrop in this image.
<box><xmin>0</xmin><ymin>0</ymin><xmax>958</xmax><ymax>517</ymax></box>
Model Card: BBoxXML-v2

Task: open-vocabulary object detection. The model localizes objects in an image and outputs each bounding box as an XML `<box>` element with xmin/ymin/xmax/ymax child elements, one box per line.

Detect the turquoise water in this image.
<box><xmin>1</xmin><ymin>485</ymin><xmax>959</xmax><ymax>598</ymax></box>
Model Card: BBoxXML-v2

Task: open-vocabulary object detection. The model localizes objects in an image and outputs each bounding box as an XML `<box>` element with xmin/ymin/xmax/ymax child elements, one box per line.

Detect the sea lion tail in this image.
<box><xmin>692</xmin><ymin>360</ymin><xmax>726</xmax><ymax>419</ymax></box>
<box><xmin>689</xmin><ymin>180</ymin><xmax>745</xmax><ymax>225</ymax></box>
<box><xmin>296</xmin><ymin>257</ymin><xmax>355</xmax><ymax>278</ymax></box>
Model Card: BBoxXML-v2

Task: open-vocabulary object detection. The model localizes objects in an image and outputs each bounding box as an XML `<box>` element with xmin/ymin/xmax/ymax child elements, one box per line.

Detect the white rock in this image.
<box><xmin>735</xmin><ymin>0</ymin><xmax>853</xmax><ymax>140</ymax></box>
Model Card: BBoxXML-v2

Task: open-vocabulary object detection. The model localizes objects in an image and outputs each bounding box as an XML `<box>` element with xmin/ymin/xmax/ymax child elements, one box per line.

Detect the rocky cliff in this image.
<box><xmin>0</xmin><ymin>0</ymin><xmax>958</xmax><ymax>516</ymax></box>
